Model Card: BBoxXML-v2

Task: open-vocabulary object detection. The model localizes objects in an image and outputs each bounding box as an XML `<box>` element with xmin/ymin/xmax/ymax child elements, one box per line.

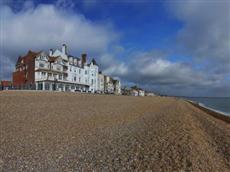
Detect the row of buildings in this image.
<box><xmin>12</xmin><ymin>44</ymin><xmax>121</xmax><ymax>94</ymax></box>
<box><xmin>121</xmin><ymin>86</ymin><xmax>156</xmax><ymax>96</ymax></box>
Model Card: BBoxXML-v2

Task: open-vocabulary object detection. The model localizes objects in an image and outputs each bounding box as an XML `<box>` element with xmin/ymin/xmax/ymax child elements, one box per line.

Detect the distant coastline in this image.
<box><xmin>181</xmin><ymin>97</ymin><xmax>230</xmax><ymax>115</ymax></box>
<box><xmin>186</xmin><ymin>100</ymin><xmax>230</xmax><ymax>123</ymax></box>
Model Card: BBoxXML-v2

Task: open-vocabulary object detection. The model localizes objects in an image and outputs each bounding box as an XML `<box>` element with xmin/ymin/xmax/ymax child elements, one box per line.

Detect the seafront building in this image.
<box><xmin>97</xmin><ymin>71</ymin><xmax>105</xmax><ymax>93</ymax></box>
<box><xmin>0</xmin><ymin>80</ymin><xmax>12</xmax><ymax>90</ymax></box>
<box><xmin>130</xmin><ymin>86</ymin><xmax>145</xmax><ymax>96</ymax></box>
<box><xmin>121</xmin><ymin>86</ymin><xmax>152</xmax><ymax>97</ymax></box>
<box><xmin>103</xmin><ymin>75</ymin><xmax>121</xmax><ymax>94</ymax></box>
<box><xmin>12</xmin><ymin>44</ymin><xmax>121</xmax><ymax>94</ymax></box>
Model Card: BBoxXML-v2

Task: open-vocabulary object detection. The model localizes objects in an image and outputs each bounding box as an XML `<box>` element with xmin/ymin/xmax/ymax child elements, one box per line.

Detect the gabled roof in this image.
<box><xmin>16</xmin><ymin>50</ymin><xmax>41</xmax><ymax>66</ymax></box>
<box><xmin>52</xmin><ymin>49</ymin><xmax>68</xmax><ymax>61</ymax></box>
<box><xmin>53</xmin><ymin>49</ymin><xmax>62</xmax><ymax>55</ymax></box>
<box><xmin>16</xmin><ymin>56</ymin><xmax>22</xmax><ymax>66</ymax></box>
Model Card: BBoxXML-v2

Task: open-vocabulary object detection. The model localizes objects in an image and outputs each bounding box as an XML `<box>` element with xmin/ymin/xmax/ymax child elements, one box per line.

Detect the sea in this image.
<box><xmin>184</xmin><ymin>97</ymin><xmax>230</xmax><ymax>116</ymax></box>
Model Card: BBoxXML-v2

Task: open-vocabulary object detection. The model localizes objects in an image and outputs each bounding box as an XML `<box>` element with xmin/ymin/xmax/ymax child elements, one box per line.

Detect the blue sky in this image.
<box><xmin>0</xmin><ymin>0</ymin><xmax>229</xmax><ymax>96</ymax></box>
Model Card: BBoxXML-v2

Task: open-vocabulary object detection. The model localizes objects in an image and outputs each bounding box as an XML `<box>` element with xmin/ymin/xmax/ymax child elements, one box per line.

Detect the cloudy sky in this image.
<box><xmin>0</xmin><ymin>0</ymin><xmax>229</xmax><ymax>97</ymax></box>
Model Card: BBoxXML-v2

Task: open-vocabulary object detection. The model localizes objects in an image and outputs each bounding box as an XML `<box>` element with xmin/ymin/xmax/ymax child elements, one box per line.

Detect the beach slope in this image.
<box><xmin>0</xmin><ymin>91</ymin><xmax>229</xmax><ymax>171</ymax></box>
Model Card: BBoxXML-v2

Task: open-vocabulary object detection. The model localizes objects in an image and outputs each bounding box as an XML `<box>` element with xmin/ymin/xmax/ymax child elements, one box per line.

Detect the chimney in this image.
<box><xmin>62</xmin><ymin>44</ymin><xmax>67</xmax><ymax>55</ymax></box>
<box><xmin>81</xmin><ymin>53</ymin><xmax>87</xmax><ymax>66</ymax></box>
<box><xmin>49</xmin><ymin>49</ymin><xmax>53</xmax><ymax>56</ymax></box>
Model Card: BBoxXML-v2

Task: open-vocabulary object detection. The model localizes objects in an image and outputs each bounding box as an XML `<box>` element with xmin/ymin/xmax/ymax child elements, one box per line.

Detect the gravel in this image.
<box><xmin>0</xmin><ymin>91</ymin><xmax>229</xmax><ymax>171</ymax></box>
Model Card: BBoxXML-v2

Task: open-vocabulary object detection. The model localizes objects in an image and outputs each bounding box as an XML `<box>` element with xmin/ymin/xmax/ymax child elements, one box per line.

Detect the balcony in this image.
<box><xmin>47</xmin><ymin>76</ymin><xmax>56</xmax><ymax>81</ymax></box>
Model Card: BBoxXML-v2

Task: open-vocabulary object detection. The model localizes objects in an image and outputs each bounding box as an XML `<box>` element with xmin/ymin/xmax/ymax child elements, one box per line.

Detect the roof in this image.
<box><xmin>16</xmin><ymin>56</ymin><xmax>22</xmax><ymax>66</ymax></box>
<box><xmin>112</xmin><ymin>79</ymin><xmax>120</xmax><ymax>84</ymax></box>
<box><xmin>16</xmin><ymin>50</ymin><xmax>41</xmax><ymax>66</ymax></box>
<box><xmin>130</xmin><ymin>85</ymin><xmax>143</xmax><ymax>91</ymax></box>
<box><xmin>26</xmin><ymin>50</ymin><xmax>41</xmax><ymax>58</ymax></box>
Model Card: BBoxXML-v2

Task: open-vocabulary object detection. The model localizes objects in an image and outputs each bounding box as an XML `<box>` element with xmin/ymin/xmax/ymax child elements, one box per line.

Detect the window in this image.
<box><xmin>39</xmin><ymin>63</ymin><xmax>45</xmax><ymax>68</ymax></box>
<box><xmin>74</xmin><ymin>77</ymin><xmax>76</xmax><ymax>81</ymax></box>
<box><xmin>79</xmin><ymin>77</ymin><xmax>81</xmax><ymax>82</ymax></box>
<box><xmin>42</xmin><ymin>72</ymin><xmax>46</xmax><ymax>76</ymax></box>
<box><xmin>91</xmin><ymin>79</ymin><xmax>93</xmax><ymax>85</ymax></box>
<box><xmin>85</xmin><ymin>70</ymin><xmax>87</xmax><ymax>75</ymax></box>
<box><xmin>85</xmin><ymin>79</ymin><xmax>87</xmax><ymax>83</ymax></box>
<box><xmin>38</xmin><ymin>83</ymin><xmax>43</xmax><ymax>90</ymax></box>
<box><xmin>79</xmin><ymin>69</ymin><xmax>81</xmax><ymax>74</ymax></box>
<box><xmin>59</xmin><ymin>74</ymin><xmax>62</xmax><ymax>80</ymax></box>
<box><xmin>59</xmin><ymin>84</ymin><xmax>63</xmax><ymax>90</ymax></box>
<box><xmin>45</xmin><ymin>83</ymin><xmax>50</xmax><ymax>90</ymax></box>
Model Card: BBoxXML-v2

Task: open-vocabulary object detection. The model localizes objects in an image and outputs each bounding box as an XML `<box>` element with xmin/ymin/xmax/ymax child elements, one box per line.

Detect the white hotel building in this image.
<box><xmin>13</xmin><ymin>44</ymin><xmax>120</xmax><ymax>94</ymax></box>
<box><xmin>35</xmin><ymin>44</ymin><xmax>98</xmax><ymax>92</ymax></box>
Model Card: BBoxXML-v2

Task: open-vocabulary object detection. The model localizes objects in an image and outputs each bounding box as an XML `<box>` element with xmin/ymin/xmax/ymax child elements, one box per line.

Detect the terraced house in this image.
<box><xmin>13</xmin><ymin>44</ymin><xmax>121</xmax><ymax>94</ymax></box>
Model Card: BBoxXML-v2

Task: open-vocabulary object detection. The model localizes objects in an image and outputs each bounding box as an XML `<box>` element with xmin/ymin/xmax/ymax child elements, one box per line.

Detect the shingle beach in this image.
<box><xmin>0</xmin><ymin>91</ymin><xmax>229</xmax><ymax>171</ymax></box>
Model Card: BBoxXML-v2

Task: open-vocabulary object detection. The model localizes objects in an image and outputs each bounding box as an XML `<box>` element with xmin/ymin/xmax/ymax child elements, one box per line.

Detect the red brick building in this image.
<box><xmin>12</xmin><ymin>50</ymin><xmax>40</xmax><ymax>89</ymax></box>
<box><xmin>0</xmin><ymin>81</ymin><xmax>12</xmax><ymax>90</ymax></box>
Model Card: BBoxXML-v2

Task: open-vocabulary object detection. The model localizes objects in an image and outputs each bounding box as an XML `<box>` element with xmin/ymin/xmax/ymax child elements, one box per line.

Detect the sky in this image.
<box><xmin>0</xmin><ymin>0</ymin><xmax>229</xmax><ymax>97</ymax></box>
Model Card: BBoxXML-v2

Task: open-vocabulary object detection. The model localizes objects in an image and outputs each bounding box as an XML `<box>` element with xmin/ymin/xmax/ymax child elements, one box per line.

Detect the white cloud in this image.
<box><xmin>0</xmin><ymin>1</ymin><xmax>229</xmax><ymax>96</ymax></box>
<box><xmin>0</xmin><ymin>2</ymin><xmax>120</xmax><ymax>79</ymax></box>
<box><xmin>98</xmin><ymin>53</ymin><xmax>128</xmax><ymax>76</ymax></box>
<box><xmin>167</xmin><ymin>0</ymin><xmax>230</xmax><ymax>68</ymax></box>
<box><xmin>107</xmin><ymin>50</ymin><xmax>228</xmax><ymax>96</ymax></box>
<box><xmin>127</xmin><ymin>52</ymin><xmax>219</xmax><ymax>87</ymax></box>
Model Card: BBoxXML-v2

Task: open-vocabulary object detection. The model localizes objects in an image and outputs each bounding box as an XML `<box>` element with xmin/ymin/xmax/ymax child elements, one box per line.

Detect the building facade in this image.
<box><xmin>104</xmin><ymin>75</ymin><xmax>114</xmax><ymax>94</ymax></box>
<box><xmin>13</xmin><ymin>44</ymin><xmax>120</xmax><ymax>94</ymax></box>
<box><xmin>0</xmin><ymin>81</ymin><xmax>12</xmax><ymax>90</ymax></box>
<box><xmin>97</xmin><ymin>71</ymin><xmax>105</xmax><ymax>93</ymax></box>
<box><xmin>113</xmin><ymin>79</ymin><xmax>121</xmax><ymax>95</ymax></box>
<box><xmin>12</xmin><ymin>50</ymin><xmax>38</xmax><ymax>89</ymax></box>
<box><xmin>128</xmin><ymin>86</ymin><xmax>145</xmax><ymax>96</ymax></box>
